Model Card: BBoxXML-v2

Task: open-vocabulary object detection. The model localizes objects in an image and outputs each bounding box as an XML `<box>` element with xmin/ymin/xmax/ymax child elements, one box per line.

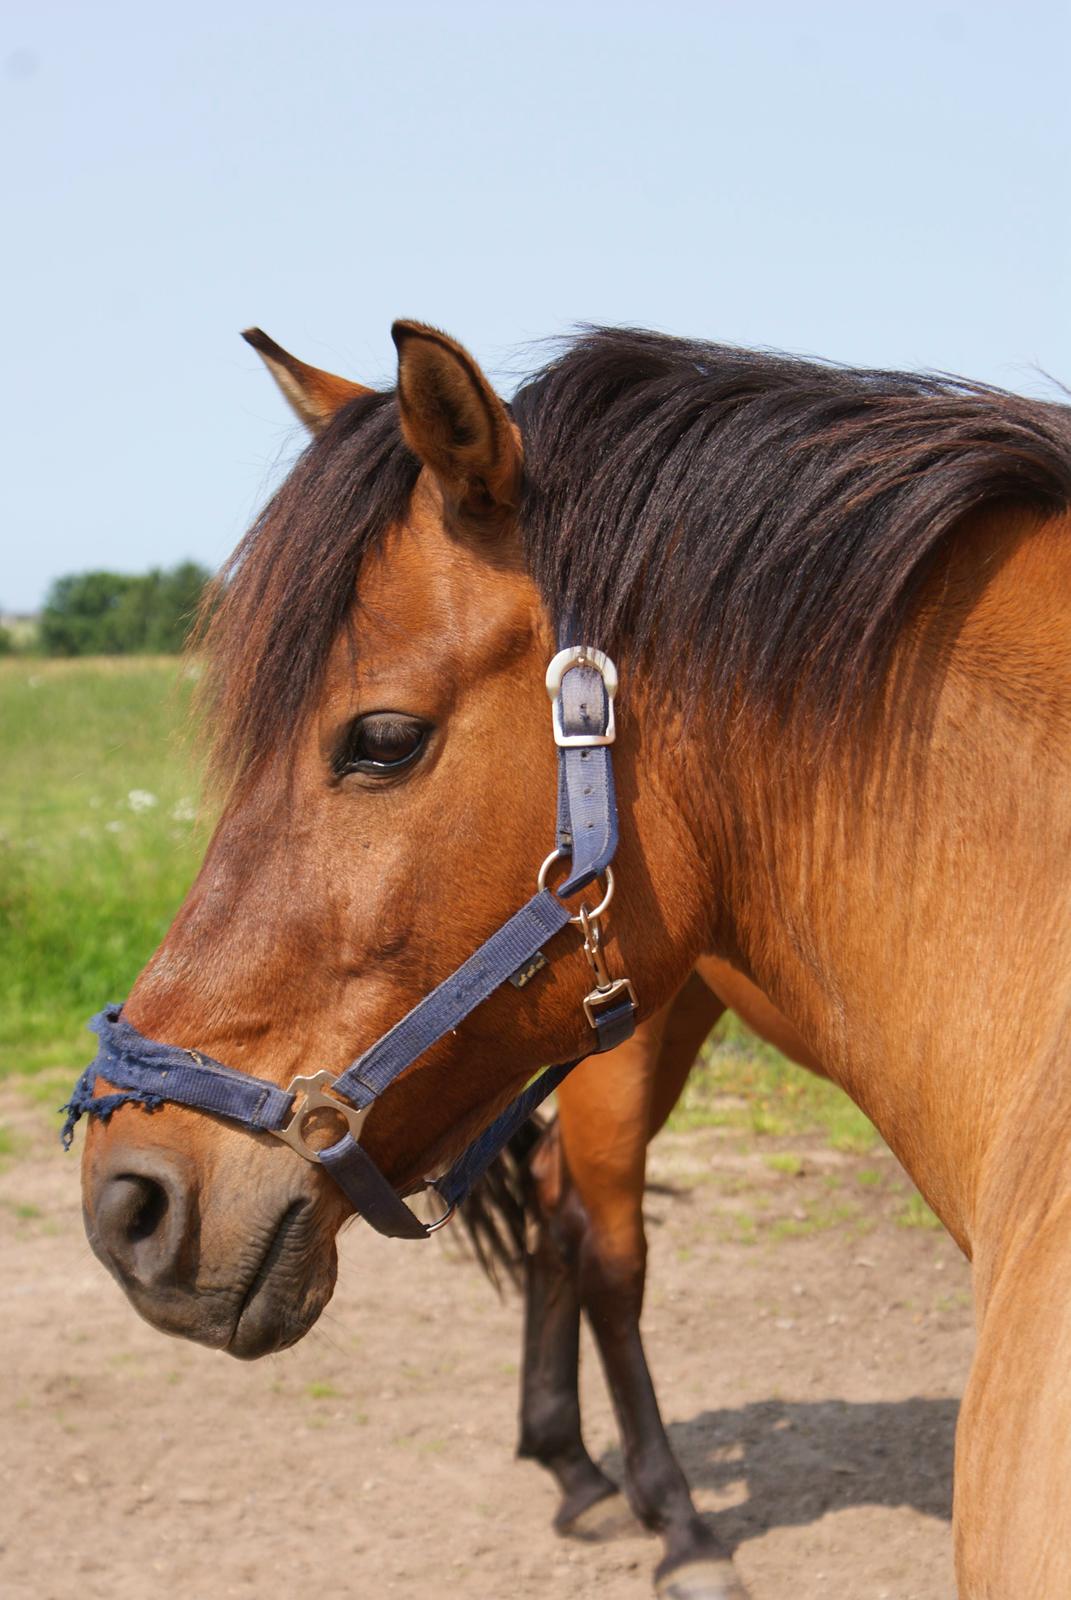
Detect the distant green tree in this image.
<box><xmin>38</xmin><ymin>563</ymin><xmax>212</xmax><ymax>656</ymax></box>
<box><xmin>0</xmin><ymin>625</ymin><xmax>14</xmax><ymax>655</ymax></box>
<box><xmin>39</xmin><ymin>571</ymin><xmax>138</xmax><ymax>655</ymax></box>
<box><xmin>147</xmin><ymin>561</ymin><xmax>213</xmax><ymax>652</ymax></box>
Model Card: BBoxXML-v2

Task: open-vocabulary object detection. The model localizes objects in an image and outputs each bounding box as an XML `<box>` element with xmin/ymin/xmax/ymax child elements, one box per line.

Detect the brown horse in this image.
<box><xmin>462</xmin><ymin>958</ymin><xmax>818</xmax><ymax>1583</ymax></box>
<box><xmin>76</xmin><ymin>320</ymin><xmax>1071</xmax><ymax>1598</ymax></box>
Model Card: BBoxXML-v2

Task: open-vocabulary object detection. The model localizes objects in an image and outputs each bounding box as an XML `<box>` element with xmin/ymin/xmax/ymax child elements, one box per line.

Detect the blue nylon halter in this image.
<box><xmin>61</xmin><ymin>647</ymin><xmax>637</xmax><ymax>1240</ymax></box>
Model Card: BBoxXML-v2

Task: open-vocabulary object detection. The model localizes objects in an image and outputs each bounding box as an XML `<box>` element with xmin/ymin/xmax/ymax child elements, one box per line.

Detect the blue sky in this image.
<box><xmin>2</xmin><ymin>0</ymin><xmax>1069</xmax><ymax>610</ymax></box>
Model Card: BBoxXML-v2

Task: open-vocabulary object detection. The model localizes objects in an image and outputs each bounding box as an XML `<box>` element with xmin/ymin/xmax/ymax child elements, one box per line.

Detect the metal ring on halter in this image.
<box><xmin>271</xmin><ymin>1069</ymin><xmax>371</xmax><ymax>1162</ymax></box>
<box><xmin>418</xmin><ymin>1184</ymin><xmax>457</xmax><ymax>1233</ymax></box>
<box><xmin>537</xmin><ymin>848</ymin><xmax>615</xmax><ymax>924</ymax></box>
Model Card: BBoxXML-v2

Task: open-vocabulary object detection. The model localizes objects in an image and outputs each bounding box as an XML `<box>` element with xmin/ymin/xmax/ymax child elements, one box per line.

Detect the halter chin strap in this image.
<box><xmin>61</xmin><ymin>645</ymin><xmax>637</xmax><ymax>1240</ymax></box>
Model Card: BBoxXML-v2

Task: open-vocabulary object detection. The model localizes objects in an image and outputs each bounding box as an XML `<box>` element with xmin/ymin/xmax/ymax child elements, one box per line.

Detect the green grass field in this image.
<box><xmin>0</xmin><ymin>656</ymin><xmax>877</xmax><ymax>1154</ymax></box>
<box><xmin>0</xmin><ymin>658</ymin><xmax>206</xmax><ymax>1090</ymax></box>
<box><xmin>669</xmin><ymin>1014</ymin><xmax>877</xmax><ymax>1152</ymax></box>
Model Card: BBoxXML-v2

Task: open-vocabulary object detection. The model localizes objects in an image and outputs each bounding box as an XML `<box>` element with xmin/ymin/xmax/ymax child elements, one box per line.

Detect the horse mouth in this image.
<box><xmin>226</xmin><ymin>1198</ymin><xmax>332</xmax><ymax>1360</ymax></box>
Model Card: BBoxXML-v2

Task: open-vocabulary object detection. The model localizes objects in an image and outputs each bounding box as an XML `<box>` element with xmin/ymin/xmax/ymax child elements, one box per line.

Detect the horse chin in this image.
<box><xmin>225</xmin><ymin>1240</ymin><xmax>339</xmax><ymax>1360</ymax></box>
<box><xmin>224</xmin><ymin>1293</ymin><xmax>325</xmax><ymax>1360</ymax></box>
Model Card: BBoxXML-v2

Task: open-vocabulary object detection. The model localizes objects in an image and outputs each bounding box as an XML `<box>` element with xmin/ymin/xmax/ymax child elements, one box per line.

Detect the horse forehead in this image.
<box><xmin>351</xmin><ymin>500</ymin><xmax>541</xmax><ymax>671</ymax></box>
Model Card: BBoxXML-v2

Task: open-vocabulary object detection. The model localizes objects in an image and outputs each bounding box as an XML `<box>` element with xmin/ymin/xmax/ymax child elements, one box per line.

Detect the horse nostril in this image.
<box><xmin>114</xmin><ymin>1174</ymin><xmax>169</xmax><ymax>1242</ymax></box>
<box><xmin>92</xmin><ymin>1158</ymin><xmax>192</xmax><ymax>1289</ymax></box>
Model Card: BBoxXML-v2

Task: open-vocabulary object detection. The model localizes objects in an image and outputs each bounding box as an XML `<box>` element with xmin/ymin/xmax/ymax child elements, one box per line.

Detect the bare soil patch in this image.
<box><xmin>0</xmin><ymin>1097</ymin><xmax>972</xmax><ymax>1599</ymax></box>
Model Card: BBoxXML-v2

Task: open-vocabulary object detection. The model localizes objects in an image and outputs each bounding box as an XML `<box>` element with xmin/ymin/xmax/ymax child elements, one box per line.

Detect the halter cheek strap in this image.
<box><xmin>60</xmin><ymin>646</ymin><xmax>637</xmax><ymax>1240</ymax></box>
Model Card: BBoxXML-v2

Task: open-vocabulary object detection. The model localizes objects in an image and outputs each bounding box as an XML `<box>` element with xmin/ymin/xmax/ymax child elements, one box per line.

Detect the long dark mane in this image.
<box><xmin>199</xmin><ymin>329</ymin><xmax>1071</xmax><ymax>784</ymax></box>
<box><xmin>515</xmin><ymin>330</ymin><xmax>1071</xmax><ymax>729</ymax></box>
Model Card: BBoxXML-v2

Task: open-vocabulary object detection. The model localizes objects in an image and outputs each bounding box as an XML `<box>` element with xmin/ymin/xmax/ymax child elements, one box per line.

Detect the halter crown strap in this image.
<box><xmin>550</xmin><ymin>649</ymin><xmax>619</xmax><ymax>896</ymax></box>
<box><xmin>61</xmin><ymin>644</ymin><xmax>636</xmax><ymax>1240</ymax></box>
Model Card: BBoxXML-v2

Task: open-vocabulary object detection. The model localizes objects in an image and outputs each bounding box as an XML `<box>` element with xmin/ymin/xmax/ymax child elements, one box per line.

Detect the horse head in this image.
<box><xmin>78</xmin><ymin>323</ymin><xmax>703</xmax><ymax>1355</ymax></box>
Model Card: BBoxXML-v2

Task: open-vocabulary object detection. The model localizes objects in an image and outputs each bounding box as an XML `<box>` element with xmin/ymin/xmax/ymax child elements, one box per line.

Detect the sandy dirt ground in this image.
<box><xmin>1</xmin><ymin>1092</ymin><xmax>973</xmax><ymax>1600</ymax></box>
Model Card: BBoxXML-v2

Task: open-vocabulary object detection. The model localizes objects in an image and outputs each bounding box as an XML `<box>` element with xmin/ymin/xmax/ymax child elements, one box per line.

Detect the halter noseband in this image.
<box><xmin>61</xmin><ymin>646</ymin><xmax>636</xmax><ymax>1240</ymax></box>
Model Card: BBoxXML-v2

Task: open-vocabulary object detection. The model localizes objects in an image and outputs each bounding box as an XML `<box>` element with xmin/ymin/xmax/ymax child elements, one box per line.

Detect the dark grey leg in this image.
<box><xmin>516</xmin><ymin>1201</ymin><xmax>626</xmax><ymax>1533</ymax></box>
<box><xmin>579</xmin><ymin>1241</ymin><xmax>751</xmax><ymax>1597</ymax></box>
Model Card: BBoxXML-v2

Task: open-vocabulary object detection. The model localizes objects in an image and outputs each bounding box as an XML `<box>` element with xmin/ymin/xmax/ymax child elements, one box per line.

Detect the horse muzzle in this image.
<box><xmin>83</xmin><ymin>1137</ymin><xmax>339</xmax><ymax>1357</ymax></box>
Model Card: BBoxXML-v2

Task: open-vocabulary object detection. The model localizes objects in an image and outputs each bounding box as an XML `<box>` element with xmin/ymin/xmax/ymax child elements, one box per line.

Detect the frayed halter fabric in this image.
<box><xmin>61</xmin><ymin>646</ymin><xmax>637</xmax><ymax>1241</ymax></box>
<box><xmin>62</xmin><ymin>1036</ymin><xmax>166</xmax><ymax>1145</ymax></box>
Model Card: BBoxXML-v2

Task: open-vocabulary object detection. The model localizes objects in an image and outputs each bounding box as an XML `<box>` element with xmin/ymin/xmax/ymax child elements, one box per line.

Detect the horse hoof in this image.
<box><xmin>556</xmin><ymin>1489</ymin><xmax>640</xmax><ymax>1542</ymax></box>
<box><xmin>656</xmin><ymin>1557</ymin><xmax>751</xmax><ymax>1600</ymax></box>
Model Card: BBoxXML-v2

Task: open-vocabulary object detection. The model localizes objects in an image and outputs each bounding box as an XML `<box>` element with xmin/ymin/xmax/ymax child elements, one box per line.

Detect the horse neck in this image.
<box><xmin>687</xmin><ymin>503</ymin><xmax>1071</xmax><ymax>1277</ymax></box>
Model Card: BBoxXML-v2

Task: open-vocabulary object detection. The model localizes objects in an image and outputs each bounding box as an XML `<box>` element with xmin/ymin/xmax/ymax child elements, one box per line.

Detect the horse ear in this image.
<box><xmin>391</xmin><ymin>321</ymin><xmax>521</xmax><ymax>520</ymax></box>
<box><xmin>241</xmin><ymin>327</ymin><xmax>372</xmax><ymax>434</ymax></box>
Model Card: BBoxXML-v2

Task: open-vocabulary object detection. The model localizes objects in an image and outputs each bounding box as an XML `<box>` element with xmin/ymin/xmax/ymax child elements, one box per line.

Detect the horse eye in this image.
<box><xmin>336</xmin><ymin>713</ymin><xmax>429</xmax><ymax>778</ymax></box>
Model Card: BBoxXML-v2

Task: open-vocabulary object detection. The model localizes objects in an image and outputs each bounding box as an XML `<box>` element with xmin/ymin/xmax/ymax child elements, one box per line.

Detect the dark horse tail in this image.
<box><xmin>458</xmin><ymin>1112</ymin><xmax>549</xmax><ymax>1291</ymax></box>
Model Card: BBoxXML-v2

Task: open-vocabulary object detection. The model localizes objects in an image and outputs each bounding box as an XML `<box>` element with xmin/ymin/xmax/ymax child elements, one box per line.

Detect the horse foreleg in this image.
<box><xmin>559</xmin><ymin>977</ymin><xmax>750</xmax><ymax>1598</ymax></box>
<box><xmin>516</xmin><ymin>1122</ymin><xmax>626</xmax><ymax>1534</ymax></box>
<box><xmin>954</xmin><ymin>1188</ymin><xmax>1071</xmax><ymax>1597</ymax></box>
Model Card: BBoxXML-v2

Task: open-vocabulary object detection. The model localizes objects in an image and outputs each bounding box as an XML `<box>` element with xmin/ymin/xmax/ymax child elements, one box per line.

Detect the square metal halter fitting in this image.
<box><xmin>583</xmin><ymin>977</ymin><xmax>637</xmax><ymax>1030</ymax></box>
<box><xmin>272</xmin><ymin>1070</ymin><xmax>371</xmax><ymax>1163</ymax></box>
<box><xmin>545</xmin><ymin>646</ymin><xmax>618</xmax><ymax>748</ymax></box>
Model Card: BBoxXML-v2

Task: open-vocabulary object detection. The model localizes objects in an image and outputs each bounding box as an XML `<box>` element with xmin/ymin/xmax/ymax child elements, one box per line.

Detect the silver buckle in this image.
<box><xmin>545</xmin><ymin>646</ymin><xmax>618</xmax><ymax>747</ymax></box>
<box><xmin>583</xmin><ymin>977</ymin><xmax>638</xmax><ymax>1030</ymax></box>
<box><xmin>271</xmin><ymin>1070</ymin><xmax>370</xmax><ymax>1163</ymax></box>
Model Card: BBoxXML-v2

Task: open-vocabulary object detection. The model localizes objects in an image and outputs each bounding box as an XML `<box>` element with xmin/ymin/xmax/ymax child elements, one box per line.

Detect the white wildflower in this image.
<box><xmin>171</xmin><ymin>798</ymin><xmax>196</xmax><ymax>823</ymax></box>
<box><xmin>127</xmin><ymin>789</ymin><xmax>158</xmax><ymax>813</ymax></box>
<box><xmin>105</xmin><ymin>820</ymin><xmax>124</xmax><ymax>834</ymax></box>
